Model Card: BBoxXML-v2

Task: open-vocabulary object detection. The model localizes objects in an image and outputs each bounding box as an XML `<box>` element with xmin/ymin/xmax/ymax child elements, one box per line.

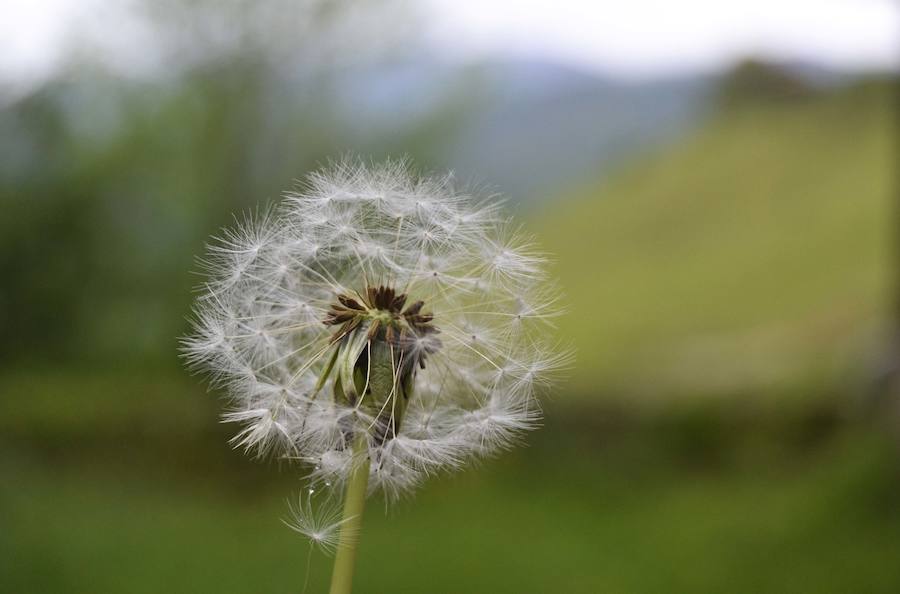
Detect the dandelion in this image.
<box><xmin>183</xmin><ymin>158</ymin><xmax>568</xmax><ymax>593</ymax></box>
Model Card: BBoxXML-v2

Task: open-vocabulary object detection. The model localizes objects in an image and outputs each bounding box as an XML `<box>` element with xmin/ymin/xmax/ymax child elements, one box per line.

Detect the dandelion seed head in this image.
<box><xmin>183</xmin><ymin>157</ymin><xmax>568</xmax><ymax>540</ymax></box>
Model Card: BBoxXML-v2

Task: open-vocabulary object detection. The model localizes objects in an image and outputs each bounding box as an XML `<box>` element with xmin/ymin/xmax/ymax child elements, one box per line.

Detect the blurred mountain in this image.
<box><xmin>334</xmin><ymin>58</ymin><xmax>857</xmax><ymax>204</ymax></box>
<box><xmin>716</xmin><ymin>58</ymin><xmax>824</xmax><ymax>107</ymax></box>
<box><xmin>334</xmin><ymin>59</ymin><xmax>716</xmax><ymax>203</ymax></box>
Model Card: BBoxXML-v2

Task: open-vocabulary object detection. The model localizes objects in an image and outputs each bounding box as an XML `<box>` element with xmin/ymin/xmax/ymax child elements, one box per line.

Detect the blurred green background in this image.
<box><xmin>2</xmin><ymin>2</ymin><xmax>899</xmax><ymax>592</ymax></box>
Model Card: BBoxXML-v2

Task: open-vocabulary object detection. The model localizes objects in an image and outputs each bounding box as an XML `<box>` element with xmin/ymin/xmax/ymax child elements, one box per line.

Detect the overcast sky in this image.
<box><xmin>425</xmin><ymin>0</ymin><xmax>898</xmax><ymax>77</ymax></box>
<box><xmin>2</xmin><ymin>0</ymin><xmax>897</xmax><ymax>88</ymax></box>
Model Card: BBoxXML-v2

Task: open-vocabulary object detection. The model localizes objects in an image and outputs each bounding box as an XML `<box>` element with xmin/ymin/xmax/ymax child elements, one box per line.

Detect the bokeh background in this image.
<box><xmin>1</xmin><ymin>1</ymin><xmax>898</xmax><ymax>592</ymax></box>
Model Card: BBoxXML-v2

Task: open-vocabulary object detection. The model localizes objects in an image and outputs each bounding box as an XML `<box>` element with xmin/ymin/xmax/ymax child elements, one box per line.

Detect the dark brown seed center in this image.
<box><xmin>323</xmin><ymin>285</ymin><xmax>440</xmax><ymax>369</ymax></box>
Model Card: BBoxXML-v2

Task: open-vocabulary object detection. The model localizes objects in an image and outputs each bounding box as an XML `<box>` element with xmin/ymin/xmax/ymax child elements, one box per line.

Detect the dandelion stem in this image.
<box><xmin>328</xmin><ymin>433</ymin><xmax>370</xmax><ymax>594</ymax></box>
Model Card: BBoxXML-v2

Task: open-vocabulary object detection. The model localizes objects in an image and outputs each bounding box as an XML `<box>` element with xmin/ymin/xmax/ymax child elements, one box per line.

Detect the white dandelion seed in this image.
<box><xmin>283</xmin><ymin>493</ymin><xmax>356</xmax><ymax>555</ymax></box>
<box><xmin>182</xmin><ymin>158</ymin><xmax>569</xmax><ymax>575</ymax></box>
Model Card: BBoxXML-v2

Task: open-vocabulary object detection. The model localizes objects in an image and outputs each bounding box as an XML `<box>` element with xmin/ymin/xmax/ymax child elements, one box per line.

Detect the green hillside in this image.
<box><xmin>536</xmin><ymin>81</ymin><xmax>895</xmax><ymax>401</ymax></box>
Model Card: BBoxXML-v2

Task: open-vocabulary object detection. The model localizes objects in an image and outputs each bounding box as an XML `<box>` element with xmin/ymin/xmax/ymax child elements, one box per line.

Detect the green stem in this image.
<box><xmin>328</xmin><ymin>433</ymin><xmax>370</xmax><ymax>594</ymax></box>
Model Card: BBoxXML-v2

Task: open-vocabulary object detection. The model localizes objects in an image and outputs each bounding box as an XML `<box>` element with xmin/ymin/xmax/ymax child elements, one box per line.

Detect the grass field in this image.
<box><xmin>3</xmin><ymin>370</ymin><xmax>900</xmax><ymax>593</ymax></box>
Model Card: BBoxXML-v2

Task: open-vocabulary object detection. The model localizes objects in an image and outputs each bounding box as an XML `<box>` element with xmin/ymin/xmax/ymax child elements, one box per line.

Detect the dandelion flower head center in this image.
<box><xmin>324</xmin><ymin>285</ymin><xmax>439</xmax><ymax>355</ymax></box>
